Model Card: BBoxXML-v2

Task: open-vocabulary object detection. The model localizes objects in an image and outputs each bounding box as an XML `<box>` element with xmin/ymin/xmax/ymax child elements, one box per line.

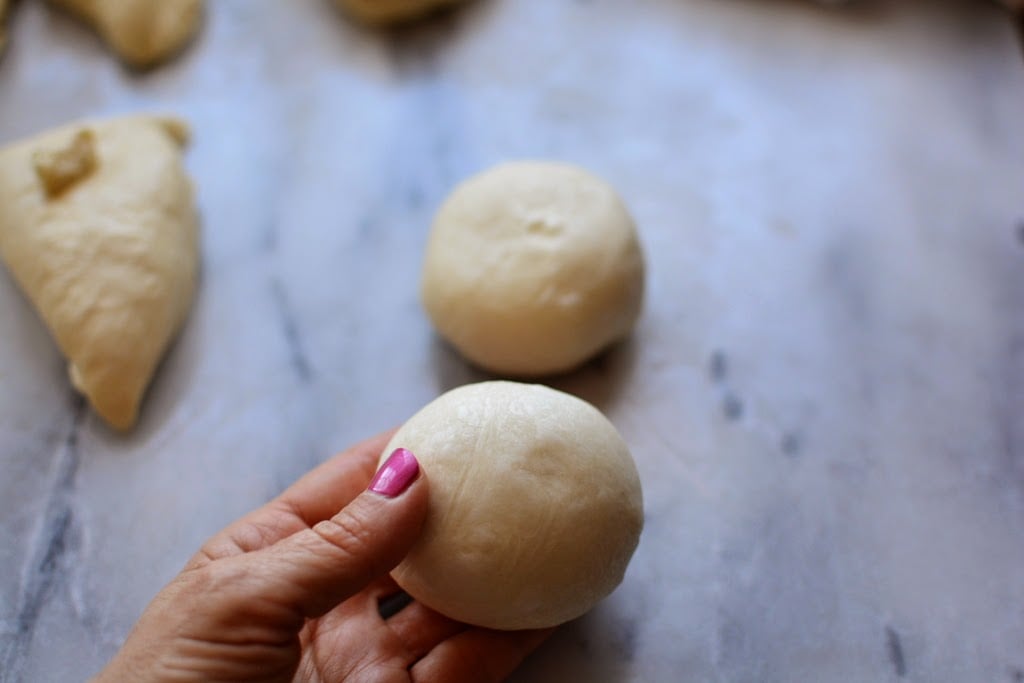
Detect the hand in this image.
<box><xmin>94</xmin><ymin>431</ymin><xmax>551</xmax><ymax>682</ymax></box>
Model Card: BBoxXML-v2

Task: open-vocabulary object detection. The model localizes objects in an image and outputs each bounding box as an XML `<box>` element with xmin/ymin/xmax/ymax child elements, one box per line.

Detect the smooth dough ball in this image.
<box><xmin>381</xmin><ymin>381</ymin><xmax>644</xmax><ymax>630</ymax></box>
<box><xmin>336</xmin><ymin>0</ymin><xmax>466</xmax><ymax>25</ymax></box>
<box><xmin>421</xmin><ymin>161</ymin><xmax>645</xmax><ymax>376</ymax></box>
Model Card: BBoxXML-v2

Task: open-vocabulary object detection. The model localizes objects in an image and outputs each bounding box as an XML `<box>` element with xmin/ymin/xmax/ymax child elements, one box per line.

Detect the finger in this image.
<box><xmin>410</xmin><ymin>627</ymin><xmax>554</xmax><ymax>683</ymax></box>
<box><xmin>385</xmin><ymin>601</ymin><xmax>466</xmax><ymax>660</ymax></box>
<box><xmin>340</xmin><ymin>578</ymin><xmax>467</xmax><ymax>661</ymax></box>
<box><xmin>275</xmin><ymin>429</ymin><xmax>396</xmax><ymax>525</ymax></box>
<box><xmin>186</xmin><ymin>430</ymin><xmax>395</xmax><ymax>567</ymax></box>
<box><xmin>243</xmin><ymin>448</ymin><xmax>427</xmax><ymax>620</ymax></box>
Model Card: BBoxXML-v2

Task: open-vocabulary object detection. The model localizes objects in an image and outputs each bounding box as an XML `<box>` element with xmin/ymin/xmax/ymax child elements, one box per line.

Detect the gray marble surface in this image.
<box><xmin>1</xmin><ymin>0</ymin><xmax>1023</xmax><ymax>681</ymax></box>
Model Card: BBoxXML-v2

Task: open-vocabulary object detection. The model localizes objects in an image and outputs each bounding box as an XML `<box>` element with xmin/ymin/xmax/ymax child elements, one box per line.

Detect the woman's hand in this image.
<box><xmin>94</xmin><ymin>431</ymin><xmax>550</xmax><ymax>682</ymax></box>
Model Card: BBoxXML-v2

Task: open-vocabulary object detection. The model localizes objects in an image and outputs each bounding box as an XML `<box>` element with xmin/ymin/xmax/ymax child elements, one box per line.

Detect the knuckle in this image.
<box><xmin>310</xmin><ymin>506</ymin><xmax>376</xmax><ymax>562</ymax></box>
<box><xmin>182</xmin><ymin>557</ymin><xmax>252</xmax><ymax>602</ymax></box>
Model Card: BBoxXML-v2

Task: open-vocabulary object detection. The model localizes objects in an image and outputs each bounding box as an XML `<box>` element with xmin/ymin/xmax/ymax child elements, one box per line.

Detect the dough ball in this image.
<box><xmin>422</xmin><ymin>161</ymin><xmax>645</xmax><ymax>376</ymax></box>
<box><xmin>49</xmin><ymin>0</ymin><xmax>203</xmax><ymax>68</ymax></box>
<box><xmin>336</xmin><ymin>0</ymin><xmax>466</xmax><ymax>26</ymax></box>
<box><xmin>382</xmin><ymin>381</ymin><xmax>644</xmax><ymax>630</ymax></box>
<box><xmin>0</xmin><ymin>116</ymin><xmax>199</xmax><ymax>430</ymax></box>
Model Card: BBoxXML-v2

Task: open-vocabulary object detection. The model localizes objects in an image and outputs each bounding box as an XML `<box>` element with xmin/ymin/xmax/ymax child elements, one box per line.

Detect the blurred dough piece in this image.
<box><xmin>821</xmin><ymin>0</ymin><xmax>1020</xmax><ymax>9</ymax></box>
<box><xmin>422</xmin><ymin>161</ymin><xmax>645</xmax><ymax>375</ymax></box>
<box><xmin>0</xmin><ymin>116</ymin><xmax>199</xmax><ymax>430</ymax></box>
<box><xmin>49</xmin><ymin>0</ymin><xmax>203</xmax><ymax>67</ymax></box>
<box><xmin>336</xmin><ymin>0</ymin><xmax>466</xmax><ymax>25</ymax></box>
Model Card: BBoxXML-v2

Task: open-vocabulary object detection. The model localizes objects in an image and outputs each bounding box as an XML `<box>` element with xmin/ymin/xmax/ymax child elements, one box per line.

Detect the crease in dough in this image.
<box><xmin>336</xmin><ymin>0</ymin><xmax>467</xmax><ymax>26</ymax></box>
<box><xmin>0</xmin><ymin>115</ymin><xmax>200</xmax><ymax>430</ymax></box>
<box><xmin>48</xmin><ymin>0</ymin><xmax>204</xmax><ymax>68</ymax></box>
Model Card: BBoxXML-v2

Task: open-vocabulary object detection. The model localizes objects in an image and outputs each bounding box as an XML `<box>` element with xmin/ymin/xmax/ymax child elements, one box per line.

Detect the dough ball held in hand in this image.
<box><xmin>422</xmin><ymin>161</ymin><xmax>645</xmax><ymax>376</ymax></box>
<box><xmin>49</xmin><ymin>0</ymin><xmax>203</xmax><ymax>68</ymax></box>
<box><xmin>0</xmin><ymin>116</ymin><xmax>199</xmax><ymax>430</ymax></box>
<box><xmin>336</xmin><ymin>0</ymin><xmax>467</xmax><ymax>26</ymax></box>
<box><xmin>382</xmin><ymin>380</ymin><xmax>644</xmax><ymax>630</ymax></box>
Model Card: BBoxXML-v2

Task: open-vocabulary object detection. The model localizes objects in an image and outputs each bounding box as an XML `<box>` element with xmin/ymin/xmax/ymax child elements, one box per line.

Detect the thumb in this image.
<box><xmin>246</xmin><ymin>447</ymin><xmax>427</xmax><ymax>619</ymax></box>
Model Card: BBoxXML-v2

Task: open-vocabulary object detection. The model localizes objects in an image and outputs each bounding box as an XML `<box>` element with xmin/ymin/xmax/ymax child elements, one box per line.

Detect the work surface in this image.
<box><xmin>2</xmin><ymin>1</ymin><xmax>1023</xmax><ymax>681</ymax></box>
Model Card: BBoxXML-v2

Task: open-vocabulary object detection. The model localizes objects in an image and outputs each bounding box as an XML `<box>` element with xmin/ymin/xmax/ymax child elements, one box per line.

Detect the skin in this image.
<box><xmin>93</xmin><ymin>431</ymin><xmax>551</xmax><ymax>683</ymax></box>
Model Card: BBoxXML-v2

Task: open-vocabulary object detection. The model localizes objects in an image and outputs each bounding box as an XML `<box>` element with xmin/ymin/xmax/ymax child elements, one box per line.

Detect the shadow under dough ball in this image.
<box><xmin>381</xmin><ymin>380</ymin><xmax>644</xmax><ymax>630</ymax></box>
<box><xmin>421</xmin><ymin>161</ymin><xmax>645</xmax><ymax>376</ymax></box>
<box><xmin>335</xmin><ymin>0</ymin><xmax>467</xmax><ymax>25</ymax></box>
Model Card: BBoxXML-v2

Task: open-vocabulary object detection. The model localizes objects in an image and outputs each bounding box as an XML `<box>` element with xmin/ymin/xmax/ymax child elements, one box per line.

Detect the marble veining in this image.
<box><xmin>269</xmin><ymin>277</ymin><xmax>314</xmax><ymax>384</ymax></box>
<box><xmin>1</xmin><ymin>0</ymin><xmax>1023</xmax><ymax>681</ymax></box>
<box><xmin>885</xmin><ymin>626</ymin><xmax>907</xmax><ymax>678</ymax></box>
<box><xmin>1</xmin><ymin>398</ymin><xmax>84</xmax><ymax>680</ymax></box>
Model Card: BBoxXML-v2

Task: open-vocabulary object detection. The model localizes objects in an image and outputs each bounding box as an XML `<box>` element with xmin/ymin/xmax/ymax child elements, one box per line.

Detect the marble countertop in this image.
<box><xmin>2</xmin><ymin>0</ymin><xmax>1023</xmax><ymax>681</ymax></box>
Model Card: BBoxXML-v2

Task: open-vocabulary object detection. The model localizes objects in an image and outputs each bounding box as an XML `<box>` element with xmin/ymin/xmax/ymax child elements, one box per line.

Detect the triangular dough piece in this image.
<box><xmin>49</xmin><ymin>0</ymin><xmax>203</xmax><ymax>68</ymax></box>
<box><xmin>0</xmin><ymin>116</ymin><xmax>199</xmax><ymax>430</ymax></box>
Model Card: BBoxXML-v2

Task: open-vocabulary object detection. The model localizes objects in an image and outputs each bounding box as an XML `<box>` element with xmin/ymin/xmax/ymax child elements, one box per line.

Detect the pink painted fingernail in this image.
<box><xmin>369</xmin><ymin>448</ymin><xmax>420</xmax><ymax>498</ymax></box>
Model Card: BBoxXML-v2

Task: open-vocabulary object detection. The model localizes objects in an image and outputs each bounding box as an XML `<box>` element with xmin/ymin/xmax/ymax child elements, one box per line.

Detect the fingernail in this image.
<box><xmin>369</xmin><ymin>448</ymin><xmax>420</xmax><ymax>498</ymax></box>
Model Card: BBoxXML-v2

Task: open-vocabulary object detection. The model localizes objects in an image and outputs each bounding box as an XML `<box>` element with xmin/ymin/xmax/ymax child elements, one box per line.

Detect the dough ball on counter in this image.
<box><xmin>381</xmin><ymin>380</ymin><xmax>644</xmax><ymax>630</ymax></box>
<box><xmin>0</xmin><ymin>116</ymin><xmax>199</xmax><ymax>430</ymax></box>
<box><xmin>421</xmin><ymin>161</ymin><xmax>645</xmax><ymax>376</ymax></box>
<box><xmin>49</xmin><ymin>0</ymin><xmax>203</xmax><ymax>68</ymax></box>
<box><xmin>336</xmin><ymin>0</ymin><xmax>467</xmax><ymax>26</ymax></box>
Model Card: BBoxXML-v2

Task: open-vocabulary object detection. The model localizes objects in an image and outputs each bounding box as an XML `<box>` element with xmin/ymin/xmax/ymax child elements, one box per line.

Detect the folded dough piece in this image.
<box><xmin>49</xmin><ymin>0</ymin><xmax>203</xmax><ymax>68</ymax></box>
<box><xmin>0</xmin><ymin>116</ymin><xmax>199</xmax><ymax>430</ymax></box>
<box><xmin>336</xmin><ymin>0</ymin><xmax>467</xmax><ymax>26</ymax></box>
